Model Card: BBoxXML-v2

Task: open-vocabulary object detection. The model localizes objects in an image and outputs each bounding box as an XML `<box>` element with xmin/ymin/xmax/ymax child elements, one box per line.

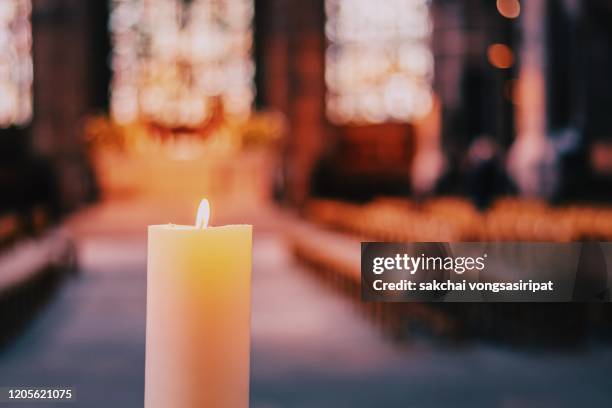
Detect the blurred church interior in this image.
<box><xmin>1</xmin><ymin>1</ymin><xmax>612</xmax><ymax>406</ymax></box>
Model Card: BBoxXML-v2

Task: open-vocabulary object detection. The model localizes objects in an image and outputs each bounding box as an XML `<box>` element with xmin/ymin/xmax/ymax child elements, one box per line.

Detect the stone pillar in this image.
<box><xmin>31</xmin><ymin>0</ymin><xmax>106</xmax><ymax>209</ymax></box>
<box><xmin>255</xmin><ymin>0</ymin><xmax>290</xmax><ymax>114</ymax></box>
<box><xmin>285</xmin><ymin>0</ymin><xmax>327</xmax><ymax>205</ymax></box>
<box><xmin>507</xmin><ymin>0</ymin><xmax>558</xmax><ymax>198</ymax></box>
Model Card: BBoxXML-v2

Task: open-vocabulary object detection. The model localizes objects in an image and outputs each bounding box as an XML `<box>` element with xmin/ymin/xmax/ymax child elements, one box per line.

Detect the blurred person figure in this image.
<box><xmin>465</xmin><ymin>136</ymin><xmax>515</xmax><ymax>209</ymax></box>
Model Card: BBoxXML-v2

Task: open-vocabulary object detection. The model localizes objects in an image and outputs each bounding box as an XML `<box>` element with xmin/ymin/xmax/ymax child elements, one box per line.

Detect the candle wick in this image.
<box><xmin>195</xmin><ymin>199</ymin><xmax>210</xmax><ymax>229</ymax></box>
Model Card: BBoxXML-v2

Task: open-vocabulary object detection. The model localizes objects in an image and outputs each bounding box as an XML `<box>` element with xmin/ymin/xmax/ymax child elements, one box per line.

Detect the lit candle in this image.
<box><xmin>145</xmin><ymin>199</ymin><xmax>252</xmax><ymax>407</ymax></box>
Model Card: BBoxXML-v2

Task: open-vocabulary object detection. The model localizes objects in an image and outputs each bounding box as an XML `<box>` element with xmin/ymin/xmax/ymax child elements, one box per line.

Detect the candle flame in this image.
<box><xmin>195</xmin><ymin>199</ymin><xmax>210</xmax><ymax>228</ymax></box>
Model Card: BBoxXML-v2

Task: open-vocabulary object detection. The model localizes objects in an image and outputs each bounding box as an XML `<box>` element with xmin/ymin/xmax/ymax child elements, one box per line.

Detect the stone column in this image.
<box><xmin>507</xmin><ymin>0</ymin><xmax>558</xmax><ymax>198</ymax></box>
<box><xmin>285</xmin><ymin>0</ymin><xmax>327</xmax><ymax>205</ymax></box>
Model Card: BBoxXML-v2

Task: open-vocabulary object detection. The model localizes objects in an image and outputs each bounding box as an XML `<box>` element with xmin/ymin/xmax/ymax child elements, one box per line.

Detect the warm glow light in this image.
<box><xmin>496</xmin><ymin>0</ymin><xmax>521</xmax><ymax>19</ymax></box>
<box><xmin>110</xmin><ymin>0</ymin><xmax>254</xmax><ymax>126</ymax></box>
<box><xmin>0</xmin><ymin>0</ymin><xmax>32</xmax><ymax>128</ymax></box>
<box><xmin>325</xmin><ymin>0</ymin><xmax>433</xmax><ymax>124</ymax></box>
<box><xmin>488</xmin><ymin>43</ymin><xmax>514</xmax><ymax>69</ymax></box>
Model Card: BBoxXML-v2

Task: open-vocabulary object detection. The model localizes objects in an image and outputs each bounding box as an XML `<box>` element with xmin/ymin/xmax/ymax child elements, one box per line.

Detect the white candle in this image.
<box><xmin>145</xmin><ymin>199</ymin><xmax>252</xmax><ymax>407</ymax></box>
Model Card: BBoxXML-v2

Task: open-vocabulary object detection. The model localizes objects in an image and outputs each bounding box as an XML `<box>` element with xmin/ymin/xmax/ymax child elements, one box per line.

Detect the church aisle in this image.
<box><xmin>0</xmin><ymin>199</ymin><xmax>610</xmax><ymax>407</ymax></box>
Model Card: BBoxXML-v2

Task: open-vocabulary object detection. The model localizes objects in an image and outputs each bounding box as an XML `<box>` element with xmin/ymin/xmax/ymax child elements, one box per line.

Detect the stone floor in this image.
<box><xmin>0</xmin><ymin>198</ymin><xmax>611</xmax><ymax>407</ymax></box>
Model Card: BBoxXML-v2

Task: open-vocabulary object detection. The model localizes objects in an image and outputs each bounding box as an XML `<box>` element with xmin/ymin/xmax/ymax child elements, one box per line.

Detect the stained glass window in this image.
<box><xmin>325</xmin><ymin>0</ymin><xmax>433</xmax><ymax>124</ymax></box>
<box><xmin>110</xmin><ymin>0</ymin><xmax>254</xmax><ymax>126</ymax></box>
<box><xmin>0</xmin><ymin>0</ymin><xmax>32</xmax><ymax>128</ymax></box>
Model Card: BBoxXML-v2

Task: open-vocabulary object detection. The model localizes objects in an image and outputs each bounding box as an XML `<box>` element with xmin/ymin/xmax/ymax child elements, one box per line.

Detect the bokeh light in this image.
<box><xmin>496</xmin><ymin>0</ymin><xmax>521</xmax><ymax>19</ymax></box>
<box><xmin>487</xmin><ymin>43</ymin><xmax>514</xmax><ymax>69</ymax></box>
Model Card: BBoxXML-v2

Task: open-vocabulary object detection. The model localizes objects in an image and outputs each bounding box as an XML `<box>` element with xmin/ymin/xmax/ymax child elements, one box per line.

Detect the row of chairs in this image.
<box><xmin>0</xmin><ymin>206</ymin><xmax>51</xmax><ymax>252</ymax></box>
<box><xmin>304</xmin><ymin>197</ymin><xmax>612</xmax><ymax>242</ymax></box>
